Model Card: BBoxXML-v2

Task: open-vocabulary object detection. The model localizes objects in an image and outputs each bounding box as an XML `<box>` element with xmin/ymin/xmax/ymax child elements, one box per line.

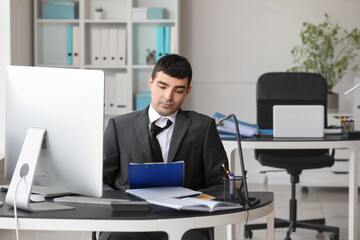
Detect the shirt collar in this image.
<box><xmin>148</xmin><ymin>104</ymin><xmax>178</xmax><ymax>124</ymax></box>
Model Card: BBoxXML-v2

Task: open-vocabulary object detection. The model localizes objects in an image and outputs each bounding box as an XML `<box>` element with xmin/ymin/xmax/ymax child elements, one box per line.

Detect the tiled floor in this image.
<box><xmin>216</xmin><ymin>183</ymin><xmax>360</xmax><ymax>240</ymax></box>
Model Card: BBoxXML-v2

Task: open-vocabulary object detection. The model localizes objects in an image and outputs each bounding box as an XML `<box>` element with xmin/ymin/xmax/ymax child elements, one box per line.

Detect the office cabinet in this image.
<box><xmin>300</xmin><ymin>114</ymin><xmax>360</xmax><ymax>187</ymax></box>
<box><xmin>34</xmin><ymin>0</ymin><xmax>179</xmax><ymax>116</ymax></box>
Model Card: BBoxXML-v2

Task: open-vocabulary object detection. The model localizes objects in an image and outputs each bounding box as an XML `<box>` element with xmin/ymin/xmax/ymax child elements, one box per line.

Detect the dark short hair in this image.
<box><xmin>151</xmin><ymin>54</ymin><xmax>192</xmax><ymax>87</ymax></box>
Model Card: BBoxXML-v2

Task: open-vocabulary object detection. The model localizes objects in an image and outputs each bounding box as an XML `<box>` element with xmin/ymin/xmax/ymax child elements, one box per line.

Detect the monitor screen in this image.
<box><xmin>5</xmin><ymin>66</ymin><xmax>104</xmax><ymax>211</ymax></box>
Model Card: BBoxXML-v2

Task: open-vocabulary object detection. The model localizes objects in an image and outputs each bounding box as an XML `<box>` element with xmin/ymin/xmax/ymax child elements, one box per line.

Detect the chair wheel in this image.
<box><xmin>244</xmin><ymin>230</ymin><xmax>253</xmax><ymax>239</ymax></box>
<box><xmin>330</xmin><ymin>233</ymin><xmax>339</xmax><ymax>240</ymax></box>
<box><xmin>284</xmin><ymin>237</ymin><xmax>291</xmax><ymax>240</ymax></box>
<box><xmin>301</xmin><ymin>186</ymin><xmax>309</xmax><ymax>194</ymax></box>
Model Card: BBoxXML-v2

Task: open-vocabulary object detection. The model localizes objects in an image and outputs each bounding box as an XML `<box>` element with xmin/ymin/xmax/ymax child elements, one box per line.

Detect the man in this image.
<box><xmin>102</xmin><ymin>54</ymin><xmax>228</xmax><ymax>240</ymax></box>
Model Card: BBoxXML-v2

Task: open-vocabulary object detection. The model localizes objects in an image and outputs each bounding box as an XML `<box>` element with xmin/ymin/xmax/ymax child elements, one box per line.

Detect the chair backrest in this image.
<box><xmin>257</xmin><ymin>72</ymin><xmax>328</xmax><ymax>129</ymax></box>
<box><xmin>255</xmin><ymin>72</ymin><xmax>329</xmax><ymax>161</ymax></box>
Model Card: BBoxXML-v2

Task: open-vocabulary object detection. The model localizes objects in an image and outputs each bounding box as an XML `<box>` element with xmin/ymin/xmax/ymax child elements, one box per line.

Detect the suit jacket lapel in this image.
<box><xmin>168</xmin><ymin>109</ymin><xmax>190</xmax><ymax>163</ymax></box>
<box><xmin>133</xmin><ymin>106</ymin><xmax>153</xmax><ymax>162</ymax></box>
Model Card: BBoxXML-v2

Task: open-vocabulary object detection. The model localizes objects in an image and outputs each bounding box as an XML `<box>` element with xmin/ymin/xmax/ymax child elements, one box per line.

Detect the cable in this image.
<box><xmin>243</xmin><ymin>206</ymin><xmax>249</xmax><ymax>240</ymax></box>
<box><xmin>14</xmin><ymin>176</ymin><xmax>26</xmax><ymax>240</ymax></box>
<box><xmin>237</xmin><ymin>205</ymin><xmax>250</xmax><ymax>240</ymax></box>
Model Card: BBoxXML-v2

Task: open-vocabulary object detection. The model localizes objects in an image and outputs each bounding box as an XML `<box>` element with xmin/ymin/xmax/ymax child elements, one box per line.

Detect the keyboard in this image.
<box><xmin>53</xmin><ymin>196</ymin><xmax>130</xmax><ymax>205</ymax></box>
<box><xmin>1</xmin><ymin>184</ymin><xmax>73</xmax><ymax>197</ymax></box>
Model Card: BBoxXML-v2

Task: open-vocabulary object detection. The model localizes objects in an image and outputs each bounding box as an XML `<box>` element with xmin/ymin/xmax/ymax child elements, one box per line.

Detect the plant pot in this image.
<box><xmin>327</xmin><ymin>92</ymin><xmax>339</xmax><ymax>113</ymax></box>
<box><xmin>146</xmin><ymin>56</ymin><xmax>155</xmax><ymax>65</ymax></box>
<box><xmin>94</xmin><ymin>11</ymin><xmax>103</xmax><ymax>20</ymax></box>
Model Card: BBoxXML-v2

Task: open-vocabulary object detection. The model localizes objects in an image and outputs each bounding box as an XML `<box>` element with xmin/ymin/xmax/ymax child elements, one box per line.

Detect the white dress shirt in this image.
<box><xmin>148</xmin><ymin>105</ymin><xmax>177</xmax><ymax>162</ymax></box>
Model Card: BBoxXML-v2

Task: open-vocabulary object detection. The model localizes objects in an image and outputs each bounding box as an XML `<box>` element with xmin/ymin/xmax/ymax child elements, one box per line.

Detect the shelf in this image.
<box><xmin>133</xmin><ymin>65</ymin><xmax>154</xmax><ymax>69</ymax></box>
<box><xmin>85</xmin><ymin>19</ymin><xmax>127</xmax><ymax>24</ymax></box>
<box><xmin>84</xmin><ymin>65</ymin><xmax>128</xmax><ymax>70</ymax></box>
<box><xmin>35</xmin><ymin>64</ymin><xmax>80</xmax><ymax>68</ymax></box>
<box><xmin>132</xmin><ymin>19</ymin><xmax>175</xmax><ymax>24</ymax></box>
<box><xmin>36</xmin><ymin>19</ymin><xmax>80</xmax><ymax>24</ymax></box>
<box><xmin>34</xmin><ymin>0</ymin><xmax>179</xmax><ymax>115</ymax></box>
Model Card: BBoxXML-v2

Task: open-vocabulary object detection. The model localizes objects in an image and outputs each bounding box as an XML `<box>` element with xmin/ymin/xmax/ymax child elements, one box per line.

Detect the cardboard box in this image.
<box><xmin>147</xmin><ymin>7</ymin><xmax>165</xmax><ymax>20</ymax></box>
<box><xmin>132</xmin><ymin>8</ymin><xmax>147</xmax><ymax>20</ymax></box>
<box><xmin>136</xmin><ymin>92</ymin><xmax>151</xmax><ymax>110</ymax></box>
<box><xmin>44</xmin><ymin>0</ymin><xmax>78</xmax><ymax>19</ymax></box>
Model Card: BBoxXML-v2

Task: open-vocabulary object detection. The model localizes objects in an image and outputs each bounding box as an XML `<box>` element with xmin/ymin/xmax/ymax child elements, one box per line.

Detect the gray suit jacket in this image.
<box><xmin>103</xmin><ymin>106</ymin><xmax>228</xmax><ymax>191</ymax></box>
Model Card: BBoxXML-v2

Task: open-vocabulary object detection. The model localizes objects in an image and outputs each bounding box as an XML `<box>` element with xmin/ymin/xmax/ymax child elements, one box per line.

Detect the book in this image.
<box><xmin>128</xmin><ymin>161</ymin><xmax>184</xmax><ymax>189</ymax></box>
<box><xmin>213</xmin><ymin>112</ymin><xmax>259</xmax><ymax>137</ymax></box>
<box><xmin>125</xmin><ymin>186</ymin><xmax>201</xmax><ymax>201</ymax></box>
<box><xmin>149</xmin><ymin>197</ymin><xmax>242</xmax><ymax>212</ymax></box>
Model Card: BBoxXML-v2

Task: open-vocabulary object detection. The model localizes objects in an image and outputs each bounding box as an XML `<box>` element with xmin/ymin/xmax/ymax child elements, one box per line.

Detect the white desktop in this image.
<box><xmin>5</xmin><ymin>66</ymin><xmax>105</xmax><ymax>212</ymax></box>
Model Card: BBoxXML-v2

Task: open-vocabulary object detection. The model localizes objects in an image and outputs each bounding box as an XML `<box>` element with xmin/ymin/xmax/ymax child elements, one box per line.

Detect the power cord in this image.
<box><xmin>243</xmin><ymin>206</ymin><xmax>249</xmax><ymax>240</ymax></box>
<box><xmin>14</xmin><ymin>176</ymin><xmax>26</xmax><ymax>240</ymax></box>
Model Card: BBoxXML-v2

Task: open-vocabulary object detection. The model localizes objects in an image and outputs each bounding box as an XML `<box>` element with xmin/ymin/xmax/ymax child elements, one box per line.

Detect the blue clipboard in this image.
<box><xmin>128</xmin><ymin>161</ymin><xmax>184</xmax><ymax>189</ymax></box>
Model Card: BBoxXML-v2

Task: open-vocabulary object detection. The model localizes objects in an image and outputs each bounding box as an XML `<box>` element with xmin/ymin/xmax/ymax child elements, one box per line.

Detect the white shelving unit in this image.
<box><xmin>34</xmin><ymin>0</ymin><xmax>179</xmax><ymax>116</ymax></box>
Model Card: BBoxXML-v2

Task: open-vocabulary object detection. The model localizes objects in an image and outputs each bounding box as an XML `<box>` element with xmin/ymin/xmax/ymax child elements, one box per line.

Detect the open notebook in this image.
<box><xmin>125</xmin><ymin>186</ymin><xmax>242</xmax><ymax>212</ymax></box>
<box><xmin>149</xmin><ymin>197</ymin><xmax>242</xmax><ymax>212</ymax></box>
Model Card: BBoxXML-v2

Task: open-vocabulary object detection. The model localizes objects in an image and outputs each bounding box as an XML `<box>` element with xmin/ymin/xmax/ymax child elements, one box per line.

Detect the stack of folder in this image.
<box><xmin>67</xmin><ymin>25</ymin><xmax>80</xmax><ymax>66</ymax></box>
<box><xmin>213</xmin><ymin>112</ymin><xmax>260</xmax><ymax>139</ymax></box>
<box><xmin>90</xmin><ymin>27</ymin><xmax>127</xmax><ymax>66</ymax></box>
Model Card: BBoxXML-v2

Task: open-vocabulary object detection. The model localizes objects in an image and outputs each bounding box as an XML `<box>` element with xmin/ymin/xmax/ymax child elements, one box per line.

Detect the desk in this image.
<box><xmin>0</xmin><ymin>190</ymin><xmax>274</xmax><ymax>240</ymax></box>
<box><xmin>222</xmin><ymin>135</ymin><xmax>360</xmax><ymax>240</ymax></box>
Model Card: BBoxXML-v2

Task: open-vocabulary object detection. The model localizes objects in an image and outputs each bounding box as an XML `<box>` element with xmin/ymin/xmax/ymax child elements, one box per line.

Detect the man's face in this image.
<box><xmin>148</xmin><ymin>71</ymin><xmax>191</xmax><ymax>116</ymax></box>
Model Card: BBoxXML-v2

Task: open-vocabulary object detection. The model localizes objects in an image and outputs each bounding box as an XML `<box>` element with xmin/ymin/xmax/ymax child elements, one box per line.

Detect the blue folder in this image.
<box><xmin>156</xmin><ymin>26</ymin><xmax>165</xmax><ymax>61</ymax></box>
<box><xmin>67</xmin><ymin>26</ymin><xmax>73</xmax><ymax>65</ymax></box>
<box><xmin>164</xmin><ymin>26</ymin><xmax>171</xmax><ymax>55</ymax></box>
<box><xmin>128</xmin><ymin>161</ymin><xmax>184</xmax><ymax>189</ymax></box>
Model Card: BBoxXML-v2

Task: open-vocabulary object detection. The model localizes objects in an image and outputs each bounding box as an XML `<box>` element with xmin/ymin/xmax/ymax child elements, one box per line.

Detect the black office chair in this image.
<box><xmin>244</xmin><ymin>72</ymin><xmax>339</xmax><ymax>240</ymax></box>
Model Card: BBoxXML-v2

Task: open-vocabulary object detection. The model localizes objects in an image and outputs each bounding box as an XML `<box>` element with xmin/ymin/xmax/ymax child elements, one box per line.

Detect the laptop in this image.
<box><xmin>273</xmin><ymin>105</ymin><xmax>324</xmax><ymax>138</ymax></box>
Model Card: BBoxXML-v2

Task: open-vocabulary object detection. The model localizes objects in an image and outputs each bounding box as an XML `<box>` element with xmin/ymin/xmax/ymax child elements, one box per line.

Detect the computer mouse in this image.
<box><xmin>30</xmin><ymin>194</ymin><xmax>45</xmax><ymax>203</ymax></box>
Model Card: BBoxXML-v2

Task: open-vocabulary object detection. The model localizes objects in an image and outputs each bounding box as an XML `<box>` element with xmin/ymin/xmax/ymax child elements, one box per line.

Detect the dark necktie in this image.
<box><xmin>150</xmin><ymin>119</ymin><xmax>172</xmax><ymax>162</ymax></box>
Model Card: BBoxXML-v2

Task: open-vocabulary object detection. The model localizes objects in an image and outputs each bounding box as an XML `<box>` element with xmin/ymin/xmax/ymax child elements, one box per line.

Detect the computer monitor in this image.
<box><xmin>5</xmin><ymin>66</ymin><xmax>104</xmax><ymax>212</ymax></box>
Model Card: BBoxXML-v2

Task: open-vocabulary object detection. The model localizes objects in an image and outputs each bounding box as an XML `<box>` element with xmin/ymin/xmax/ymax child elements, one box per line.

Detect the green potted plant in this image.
<box><xmin>288</xmin><ymin>13</ymin><xmax>360</xmax><ymax>112</ymax></box>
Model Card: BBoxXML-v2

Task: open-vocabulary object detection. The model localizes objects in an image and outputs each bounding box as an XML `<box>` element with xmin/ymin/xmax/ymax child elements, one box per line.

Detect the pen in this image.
<box><xmin>229</xmin><ymin>172</ymin><xmax>234</xmax><ymax>200</ymax></box>
<box><xmin>222</xmin><ymin>164</ymin><xmax>239</xmax><ymax>189</ymax></box>
<box><xmin>222</xmin><ymin>164</ymin><xmax>230</xmax><ymax>177</ymax></box>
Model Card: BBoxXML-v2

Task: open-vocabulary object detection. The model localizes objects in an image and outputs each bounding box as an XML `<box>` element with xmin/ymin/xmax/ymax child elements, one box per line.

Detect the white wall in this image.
<box><xmin>180</xmin><ymin>0</ymin><xmax>360</xmax><ymax>123</ymax></box>
<box><xmin>0</xmin><ymin>0</ymin><xmax>11</xmax><ymax>155</ymax></box>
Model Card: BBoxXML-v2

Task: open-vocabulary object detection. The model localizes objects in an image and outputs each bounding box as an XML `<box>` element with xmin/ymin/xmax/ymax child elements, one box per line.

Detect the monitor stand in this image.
<box><xmin>5</xmin><ymin>128</ymin><xmax>74</xmax><ymax>212</ymax></box>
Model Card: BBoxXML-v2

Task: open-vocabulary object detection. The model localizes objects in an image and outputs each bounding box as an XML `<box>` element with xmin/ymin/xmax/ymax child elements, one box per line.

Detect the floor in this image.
<box><xmin>215</xmin><ymin>183</ymin><xmax>360</xmax><ymax>240</ymax></box>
